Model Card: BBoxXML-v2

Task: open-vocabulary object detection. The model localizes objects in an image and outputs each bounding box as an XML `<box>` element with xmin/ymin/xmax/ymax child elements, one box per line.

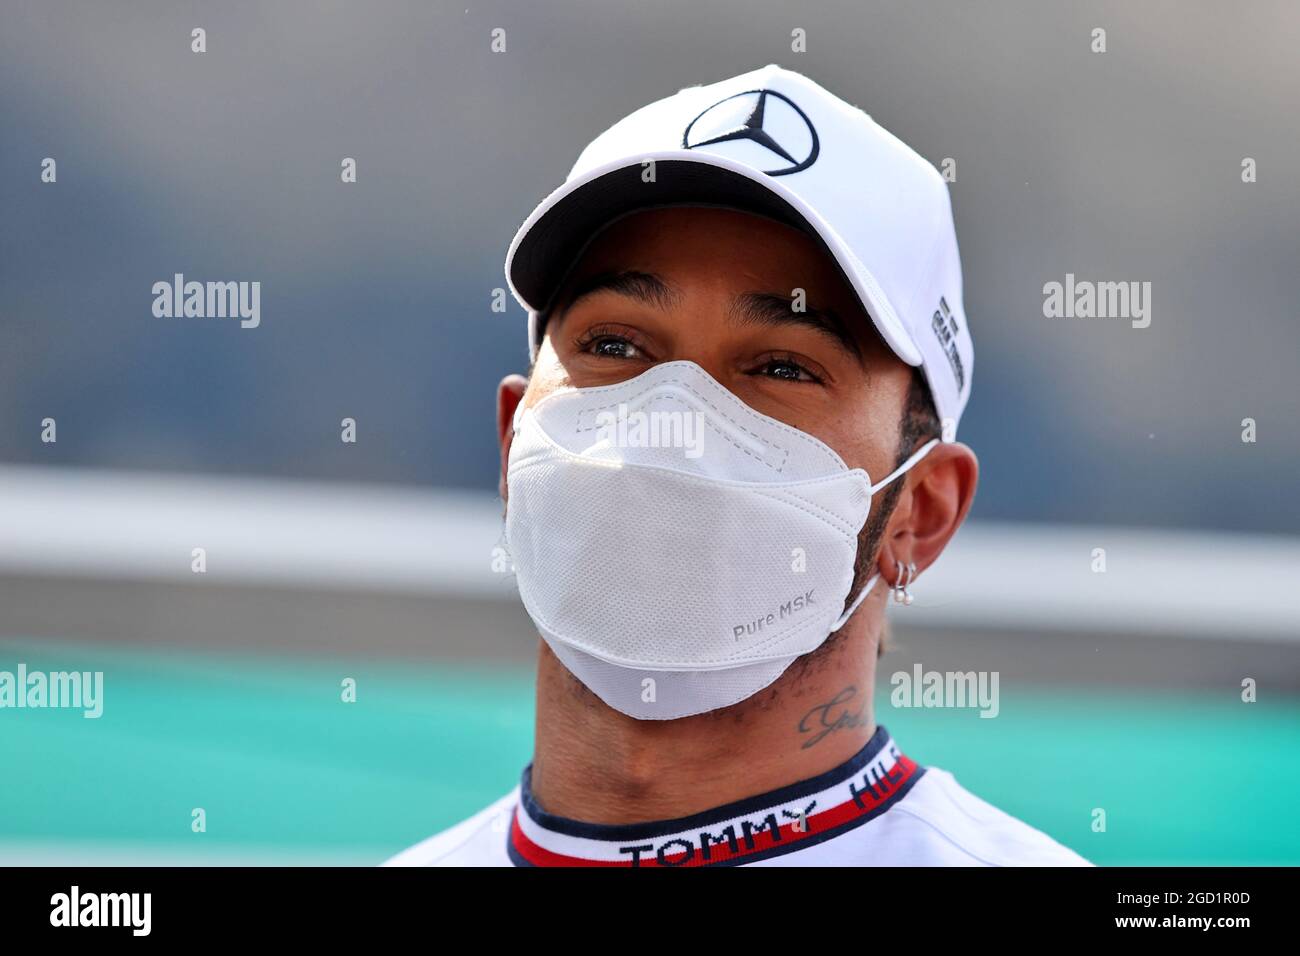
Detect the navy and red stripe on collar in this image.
<box><xmin>506</xmin><ymin>725</ymin><xmax>925</xmax><ymax>867</ymax></box>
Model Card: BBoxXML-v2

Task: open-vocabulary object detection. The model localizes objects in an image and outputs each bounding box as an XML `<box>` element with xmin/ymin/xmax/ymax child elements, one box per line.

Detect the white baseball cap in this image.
<box><xmin>505</xmin><ymin>63</ymin><xmax>973</xmax><ymax>435</ymax></box>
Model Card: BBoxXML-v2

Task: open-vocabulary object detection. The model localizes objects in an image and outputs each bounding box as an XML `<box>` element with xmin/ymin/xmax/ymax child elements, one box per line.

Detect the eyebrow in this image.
<box><xmin>729</xmin><ymin>291</ymin><xmax>863</xmax><ymax>360</ymax></box>
<box><xmin>556</xmin><ymin>270</ymin><xmax>862</xmax><ymax>361</ymax></box>
<box><xmin>560</xmin><ymin>270</ymin><xmax>681</xmax><ymax>314</ymax></box>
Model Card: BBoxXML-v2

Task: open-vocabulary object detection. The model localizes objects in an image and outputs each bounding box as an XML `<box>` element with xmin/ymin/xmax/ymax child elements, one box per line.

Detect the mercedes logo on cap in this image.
<box><xmin>682</xmin><ymin>89</ymin><xmax>819</xmax><ymax>176</ymax></box>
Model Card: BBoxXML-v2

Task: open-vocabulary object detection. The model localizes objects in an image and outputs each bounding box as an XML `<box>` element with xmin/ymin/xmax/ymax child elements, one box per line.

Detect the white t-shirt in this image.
<box><xmin>384</xmin><ymin>726</ymin><xmax>1091</xmax><ymax>867</ymax></box>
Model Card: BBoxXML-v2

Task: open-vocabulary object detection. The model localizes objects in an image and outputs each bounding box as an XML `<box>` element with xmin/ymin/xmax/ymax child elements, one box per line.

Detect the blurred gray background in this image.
<box><xmin>3</xmin><ymin>0</ymin><xmax>1297</xmax><ymax>532</ymax></box>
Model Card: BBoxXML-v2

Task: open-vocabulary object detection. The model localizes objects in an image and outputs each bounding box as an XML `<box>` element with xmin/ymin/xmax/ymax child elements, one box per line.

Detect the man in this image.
<box><xmin>388</xmin><ymin>65</ymin><xmax>1088</xmax><ymax>867</ymax></box>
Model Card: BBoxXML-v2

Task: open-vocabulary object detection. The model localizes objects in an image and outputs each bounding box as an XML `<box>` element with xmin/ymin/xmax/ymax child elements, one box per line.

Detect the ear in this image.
<box><xmin>877</xmin><ymin>442</ymin><xmax>979</xmax><ymax>584</ymax></box>
<box><xmin>496</xmin><ymin>374</ymin><xmax>529</xmax><ymax>501</ymax></box>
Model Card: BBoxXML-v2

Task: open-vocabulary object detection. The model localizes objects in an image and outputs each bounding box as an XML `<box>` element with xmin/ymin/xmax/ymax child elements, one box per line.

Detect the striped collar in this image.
<box><xmin>507</xmin><ymin>725</ymin><xmax>925</xmax><ymax>867</ymax></box>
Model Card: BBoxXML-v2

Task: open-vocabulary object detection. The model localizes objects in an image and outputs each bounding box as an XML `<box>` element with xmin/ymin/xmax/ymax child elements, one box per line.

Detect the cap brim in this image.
<box><xmin>505</xmin><ymin>150</ymin><xmax>923</xmax><ymax>366</ymax></box>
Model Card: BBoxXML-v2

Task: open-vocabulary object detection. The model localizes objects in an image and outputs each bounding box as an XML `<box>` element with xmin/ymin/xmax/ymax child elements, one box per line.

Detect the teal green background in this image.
<box><xmin>2</xmin><ymin>638</ymin><xmax>1296</xmax><ymax>865</ymax></box>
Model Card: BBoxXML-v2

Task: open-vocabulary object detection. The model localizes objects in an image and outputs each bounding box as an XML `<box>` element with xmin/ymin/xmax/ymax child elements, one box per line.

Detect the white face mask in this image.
<box><xmin>505</xmin><ymin>360</ymin><xmax>937</xmax><ymax>720</ymax></box>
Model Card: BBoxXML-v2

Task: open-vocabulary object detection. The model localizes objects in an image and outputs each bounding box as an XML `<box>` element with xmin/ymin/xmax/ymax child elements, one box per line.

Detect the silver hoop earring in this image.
<box><xmin>893</xmin><ymin>560</ymin><xmax>917</xmax><ymax>606</ymax></box>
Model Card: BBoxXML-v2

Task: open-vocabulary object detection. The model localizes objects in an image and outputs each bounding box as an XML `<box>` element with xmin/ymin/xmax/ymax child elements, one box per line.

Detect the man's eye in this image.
<box><xmin>587</xmin><ymin>335</ymin><xmax>640</xmax><ymax>359</ymax></box>
<box><xmin>757</xmin><ymin>358</ymin><xmax>818</xmax><ymax>383</ymax></box>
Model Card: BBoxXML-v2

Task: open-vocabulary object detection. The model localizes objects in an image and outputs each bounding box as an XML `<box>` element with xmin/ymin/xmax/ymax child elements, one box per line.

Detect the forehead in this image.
<box><xmin>563</xmin><ymin>206</ymin><xmax>850</xmax><ymax>288</ymax></box>
<box><xmin>549</xmin><ymin>205</ymin><xmax>884</xmax><ymax>357</ymax></box>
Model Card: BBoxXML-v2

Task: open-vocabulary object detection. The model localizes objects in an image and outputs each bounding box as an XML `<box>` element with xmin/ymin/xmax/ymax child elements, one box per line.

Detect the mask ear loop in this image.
<box><xmin>830</xmin><ymin>437</ymin><xmax>941</xmax><ymax>631</ymax></box>
<box><xmin>832</xmin><ymin>572</ymin><xmax>880</xmax><ymax>631</ymax></box>
<box><xmin>867</xmin><ymin>438</ymin><xmax>940</xmax><ymax>496</ymax></box>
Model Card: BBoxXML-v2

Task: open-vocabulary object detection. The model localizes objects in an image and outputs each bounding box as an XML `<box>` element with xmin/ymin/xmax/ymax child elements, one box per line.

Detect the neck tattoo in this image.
<box><xmin>797</xmin><ymin>685</ymin><xmax>870</xmax><ymax>750</ymax></box>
